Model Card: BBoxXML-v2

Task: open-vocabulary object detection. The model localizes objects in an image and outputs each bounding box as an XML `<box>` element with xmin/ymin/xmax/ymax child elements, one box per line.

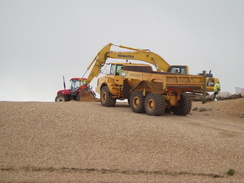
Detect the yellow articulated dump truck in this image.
<box><xmin>96</xmin><ymin>62</ymin><xmax>204</xmax><ymax>116</ymax></box>
<box><xmin>79</xmin><ymin>43</ymin><xmax>218</xmax><ymax>116</ymax></box>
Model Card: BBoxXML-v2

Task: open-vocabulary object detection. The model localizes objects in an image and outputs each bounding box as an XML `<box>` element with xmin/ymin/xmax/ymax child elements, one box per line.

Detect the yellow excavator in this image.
<box><xmin>82</xmin><ymin>43</ymin><xmax>219</xmax><ymax>92</ymax></box>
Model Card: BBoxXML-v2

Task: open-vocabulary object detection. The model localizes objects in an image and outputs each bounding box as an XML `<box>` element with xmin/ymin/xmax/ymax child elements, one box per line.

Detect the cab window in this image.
<box><xmin>171</xmin><ymin>67</ymin><xmax>180</xmax><ymax>73</ymax></box>
<box><xmin>169</xmin><ymin>66</ymin><xmax>187</xmax><ymax>74</ymax></box>
<box><xmin>180</xmin><ymin>67</ymin><xmax>186</xmax><ymax>74</ymax></box>
<box><xmin>110</xmin><ymin>64</ymin><xmax>116</xmax><ymax>75</ymax></box>
<box><xmin>71</xmin><ymin>80</ymin><xmax>80</xmax><ymax>89</ymax></box>
<box><xmin>116</xmin><ymin>65</ymin><xmax>123</xmax><ymax>75</ymax></box>
<box><xmin>80</xmin><ymin>80</ymin><xmax>86</xmax><ymax>85</ymax></box>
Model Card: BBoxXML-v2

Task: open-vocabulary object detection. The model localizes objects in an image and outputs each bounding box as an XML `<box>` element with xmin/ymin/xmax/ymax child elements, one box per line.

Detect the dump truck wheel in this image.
<box><xmin>55</xmin><ymin>95</ymin><xmax>67</xmax><ymax>102</ymax></box>
<box><xmin>130</xmin><ymin>91</ymin><xmax>145</xmax><ymax>113</ymax></box>
<box><xmin>100</xmin><ymin>86</ymin><xmax>116</xmax><ymax>107</ymax></box>
<box><xmin>171</xmin><ymin>93</ymin><xmax>192</xmax><ymax>116</ymax></box>
<box><xmin>165</xmin><ymin>108</ymin><xmax>172</xmax><ymax>113</ymax></box>
<box><xmin>144</xmin><ymin>93</ymin><xmax>166</xmax><ymax>116</ymax></box>
<box><xmin>127</xmin><ymin>99</ymin><xmax>130</xmax><ymax>106</ymax></box>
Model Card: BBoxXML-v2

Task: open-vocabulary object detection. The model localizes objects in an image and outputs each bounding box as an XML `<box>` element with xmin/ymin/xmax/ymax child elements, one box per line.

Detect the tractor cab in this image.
<box><xmin>55</xmin><ymin>77</ymin><xmax>90</xmax><ymax>102</ymax></box>
<box><xmin>70</xmin><ymin>78</ymin><xmax>86</xmax><ymax>96</ymax></box>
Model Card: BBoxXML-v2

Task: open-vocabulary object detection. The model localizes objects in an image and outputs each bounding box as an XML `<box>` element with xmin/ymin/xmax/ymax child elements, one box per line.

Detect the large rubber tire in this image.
<box><xmin>55</xmin><ymin>95</ymin><xmax>68</xmax><ymax>102</ymax></box>
<box><xmin>100</xmin><ymin>86</ymin><xmax>116</xmax><ymax>107</ymax></box>
<box><xmin>165</xmin><ymin>108</ymin><xmax>172</xmax><ymax>113</ymax></box>
<box><xmin>76</xmin><ymin>93</ymin><xmax>81</xmax><ymax>101</ymax></box>
<box><xmin>144</xmin><ymin>93</ymin><xmax>166</xmax><ymax>116</ymax></box>
<box><xmin>171</xmin><ymin>93</ymin><xmax>192</xmax><ymax>116</ymax></box>
<box><xmin>130</xmin><ymin>91</ymin><xmax>145</xmax><ymax>113</ymax></box>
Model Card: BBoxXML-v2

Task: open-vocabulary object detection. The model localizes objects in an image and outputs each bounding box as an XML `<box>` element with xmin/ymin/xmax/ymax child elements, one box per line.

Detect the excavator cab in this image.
<box><xmin>167</xmin><ymin>65</ymin><xmax>188</xmax><ymax>74</ymax></box>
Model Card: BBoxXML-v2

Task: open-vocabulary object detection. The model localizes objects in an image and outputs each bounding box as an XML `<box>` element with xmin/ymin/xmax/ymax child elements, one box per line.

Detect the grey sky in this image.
<box><xmin>0</xmin><ymin>0</ymin><xmax>243</xmax><ymax>101</ymax></box>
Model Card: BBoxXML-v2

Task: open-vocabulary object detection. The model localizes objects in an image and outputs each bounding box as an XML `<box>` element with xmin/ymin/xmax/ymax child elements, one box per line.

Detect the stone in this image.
<box><xmin>192</xmin><ymin>107</ymin><xmax>198</xmax><ymax>111</ymax></box>
<box><xmin>232</xmin><ymin>93</ymin><xmax>241</xmax><ymax>99</ymax></box>
<box><xmin>241</xmin><ymin>91</ymin><xmax>244</xmax><ymax>97</ymax></box>
<box><xmin>206</xmin><ymin>94</ymin><xmax>214</xmax><ymax>100</ymax></box>
<box><xmin>199</xmin><ymin>108</ymin><xmax>205</xmax><ymax>112</ymax></box>
<box><xmin>217</xmin><ymin>92</ymin><xmax>232</xmax><ymax>100</ymax></box>
<box><xmin>198</xmin><ymin>108</ymin><xmax>212</xmax><ymax>112</ymax></box>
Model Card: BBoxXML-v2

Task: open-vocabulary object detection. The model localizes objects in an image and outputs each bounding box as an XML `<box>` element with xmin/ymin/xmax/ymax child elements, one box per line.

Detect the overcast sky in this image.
<box><xmin>1</xmin><ymin>0</ymin><xmax>243</xmax><ymax>101</ymax></box>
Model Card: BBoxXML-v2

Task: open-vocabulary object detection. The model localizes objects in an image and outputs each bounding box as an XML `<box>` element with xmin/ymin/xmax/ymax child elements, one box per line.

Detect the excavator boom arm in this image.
<box><xmin>107</xmin><ymin>51</ymin><xmax>170</xmax><ymax>72</ymax></box>
<box><xmin>83</xmin><ymin>43</ymin><xmax>171</xmax><ymax>85</ymax></box>
<box><xmin>83</xmin><ymin>43</ymin><xmax>113</xmax><ymax>84</ymax></box>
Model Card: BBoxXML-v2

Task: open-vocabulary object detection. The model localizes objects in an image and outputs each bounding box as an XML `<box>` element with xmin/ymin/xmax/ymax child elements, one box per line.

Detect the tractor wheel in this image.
<box><xmin>171</xmin><ymin>93</ymin><xmax>192</xmax><ymax>116</ymax></box>
<box><xmin>130</xmin><ymin>91</ymin><xmax>145</xmax><ymax>113</ymax></box>
<box><xmin>144</xmin><ymin>93</ymin><xmax>166</xmax><ymax>116</ymax></box>
<box><xmin>55</xmin><ymin>95</ymin><xmax>68</xmax><ymax>102</ymax></box>
<box><xmin>76</xmin><ymin>93</ymin><xmax>82</xmax><ymax>101</ymax></box>
<box><xmin>100</xmin><ymin>86</ymin><xmax>116</xmax><ymax>107</ymax></box>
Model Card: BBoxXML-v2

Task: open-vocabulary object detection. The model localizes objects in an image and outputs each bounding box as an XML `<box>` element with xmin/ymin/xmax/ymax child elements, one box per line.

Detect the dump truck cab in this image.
<box><xmin>96</xmin><ymin>62</ymin><xmax>152</xmax><ymax>98</ymax></box>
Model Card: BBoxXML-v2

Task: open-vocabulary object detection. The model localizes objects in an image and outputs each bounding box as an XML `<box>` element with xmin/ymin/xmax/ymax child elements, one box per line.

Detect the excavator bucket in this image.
<box><xmin>77</xmin><ymin>87</ymin><xmax>100</xmax><ymax>102</ymax></box>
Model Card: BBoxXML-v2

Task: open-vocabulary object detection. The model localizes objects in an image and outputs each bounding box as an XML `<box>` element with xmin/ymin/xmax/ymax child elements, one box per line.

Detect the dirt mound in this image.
<box><xmin>77</xmin><ymin>90</ymin><xmax>100</xmax><ymax>102</ymax></box>
<box><xmin>0</xmin><ymin>98</ymin><xmax>244</xmax><ymax>182</ymax></box>
<box><xmin>191</xmin><ymin>98</ymin><xmax>244</xmax><ymax>120</ymax></box>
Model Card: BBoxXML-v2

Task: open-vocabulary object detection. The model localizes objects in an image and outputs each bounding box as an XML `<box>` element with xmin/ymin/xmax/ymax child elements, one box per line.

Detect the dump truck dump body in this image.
<box><xmin>120</xmin><ymin>70</ymin><xmax>204</xmax><ymax>92</ymax></box>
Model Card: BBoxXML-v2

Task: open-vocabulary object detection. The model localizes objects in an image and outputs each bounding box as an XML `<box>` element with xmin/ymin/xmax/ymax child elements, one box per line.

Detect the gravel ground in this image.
<box><xmin>0</xmin><ymin>98</ymin><xmax>244</xmax><ymax>182</ymax></box>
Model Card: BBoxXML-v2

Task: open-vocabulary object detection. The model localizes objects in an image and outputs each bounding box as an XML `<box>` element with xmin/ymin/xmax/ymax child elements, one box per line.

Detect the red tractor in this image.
<box><xmin>55</xmin><ymin>77</ymin><xmax>96</xmax><ymax>102</ymax></box>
